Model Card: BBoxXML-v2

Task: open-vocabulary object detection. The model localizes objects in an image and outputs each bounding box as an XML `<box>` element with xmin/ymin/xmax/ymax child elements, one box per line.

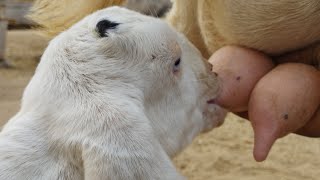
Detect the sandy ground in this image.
<box><xmin>1</xmin><ymin>30</ymin><xmax>320</xmax><ymax>180</ymax></box>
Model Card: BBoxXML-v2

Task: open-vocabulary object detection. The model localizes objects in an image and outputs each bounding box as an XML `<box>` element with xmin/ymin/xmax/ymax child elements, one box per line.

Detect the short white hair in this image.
<box><xmin>0</xmin><ymin>7</ymin><xmax>225</xmax><ymax>179</ymax></box>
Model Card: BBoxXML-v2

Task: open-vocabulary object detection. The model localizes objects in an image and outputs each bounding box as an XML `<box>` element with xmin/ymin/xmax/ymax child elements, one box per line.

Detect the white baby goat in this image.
<box><xmin>0</xmin><ymin>7</ymin><xmax>225</xmax><ymax>180</ymax></box>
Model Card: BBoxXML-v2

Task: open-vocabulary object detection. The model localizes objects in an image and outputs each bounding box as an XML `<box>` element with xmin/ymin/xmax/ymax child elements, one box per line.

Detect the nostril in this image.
<box><xmin>208</xmin><ymin>62</ymin><xmax>213</xmax><ymax>71</ymax></box>
<box><xmin>212</xmin><ymin>72</ymin><xmax>218</xmax><ymax>77</ymax></box>
<box><xmin>207</xmin><ymin>99</ymin><xmax>216</xmax><ymax>104</ymax></box>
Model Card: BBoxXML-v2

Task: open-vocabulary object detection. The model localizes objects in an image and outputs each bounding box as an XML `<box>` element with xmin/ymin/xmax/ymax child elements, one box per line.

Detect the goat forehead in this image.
<box><xmin>112</xmin><ymin>21</ymin><xmax>179</xmax><ymax>53</ymax></box>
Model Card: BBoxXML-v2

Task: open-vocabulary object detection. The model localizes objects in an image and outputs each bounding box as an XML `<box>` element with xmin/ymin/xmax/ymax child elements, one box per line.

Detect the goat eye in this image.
<box><xmin>173</xmin><ymin>58</ymin><xmax>181</xmax><ymax>72</ymax></box>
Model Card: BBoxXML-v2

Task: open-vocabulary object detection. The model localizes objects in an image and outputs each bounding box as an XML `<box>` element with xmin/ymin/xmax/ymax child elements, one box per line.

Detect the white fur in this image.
<box><xmin>0</xmin><ymin>7</ymin><xmax>225</xmax><ymax>180</ymax></box>
<box><xmin>125</xmin><ymin>0</ymin><xmax>172</xmax><ymax>17</ymax></box>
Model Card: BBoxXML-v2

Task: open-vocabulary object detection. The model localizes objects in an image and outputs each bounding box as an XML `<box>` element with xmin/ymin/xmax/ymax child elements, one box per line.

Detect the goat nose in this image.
<box><xmin>208</xmin><ymin>63</ymin><xmax>213</xmax><ymax>71</ymax></box>
<box><xmin>207</xmin><ymin>99</ymin><xmax>216</xmax><ymax>104</ymax></box>
<box><xmin>212</xmin><ymin>71</ymin><xmax>218</xmax><ymax>77</ymax></box>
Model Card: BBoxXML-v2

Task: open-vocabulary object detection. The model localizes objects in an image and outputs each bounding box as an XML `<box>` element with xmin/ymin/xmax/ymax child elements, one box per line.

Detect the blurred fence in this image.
<box><xmin>0</xmin><ymin>1</ymin><xmax>7</xmax><ymax>63</ymax></box>
<box><xmin>0</xmin><ymin>1</ymin><xmax>33</xmax><ymax>64</ymax></box>
<box><xmin>6</xmin><ymin>1</ymin><xmax>34</xmax><ymax>26</ymax></box>
<box><xmin>0</xmin><ymin>0</ymin><xmax>172</xmax><ymax>64</ymax></box>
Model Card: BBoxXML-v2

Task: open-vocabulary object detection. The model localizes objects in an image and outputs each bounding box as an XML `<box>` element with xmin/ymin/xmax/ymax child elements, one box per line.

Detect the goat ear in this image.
<box><xmin>96</xmin><ymin>19</ymin><xmax>120</xmax><ymax>37</ymax></box>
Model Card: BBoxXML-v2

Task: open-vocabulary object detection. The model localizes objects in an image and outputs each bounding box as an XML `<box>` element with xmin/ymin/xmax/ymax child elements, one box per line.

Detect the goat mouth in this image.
<box><xmin>206</xmin><ymin>98</ymin><xmax>216</xmax><ymax>104</ymax></box>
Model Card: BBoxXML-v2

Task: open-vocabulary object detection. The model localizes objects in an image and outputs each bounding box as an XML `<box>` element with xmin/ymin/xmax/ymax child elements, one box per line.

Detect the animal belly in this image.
<box><xmin>198</xmin><ymin>0</ymin><xmax>320</xmax><ymax>55</ymax></box>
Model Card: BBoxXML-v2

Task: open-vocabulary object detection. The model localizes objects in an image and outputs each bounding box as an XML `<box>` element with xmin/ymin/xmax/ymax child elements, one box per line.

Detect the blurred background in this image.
<box><xmin>1</xmin><ymin>1</ymin><xmax>320</xmax><ymax>180</ymax></box>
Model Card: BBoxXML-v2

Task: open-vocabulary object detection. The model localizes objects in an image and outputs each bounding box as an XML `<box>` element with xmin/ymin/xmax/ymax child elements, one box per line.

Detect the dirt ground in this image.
<box><xmin>1</xmin><ymin>30</ymin><xmax>320</xmax><ymax>180</ymax></box>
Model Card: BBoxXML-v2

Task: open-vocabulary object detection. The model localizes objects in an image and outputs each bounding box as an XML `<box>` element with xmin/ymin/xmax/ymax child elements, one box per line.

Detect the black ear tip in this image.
<box><xmin>96</xmin><ymin>19</ymin><xmax>120</xmax><ymax>37</ymax></box>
